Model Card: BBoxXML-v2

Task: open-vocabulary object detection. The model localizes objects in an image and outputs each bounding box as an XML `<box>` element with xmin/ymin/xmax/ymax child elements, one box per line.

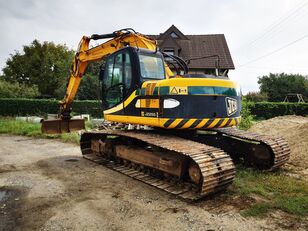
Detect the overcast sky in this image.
<box><xmin>1</xmin><ymin>0</ymin><xmax>308</xmax><ymax>93</ymax></box>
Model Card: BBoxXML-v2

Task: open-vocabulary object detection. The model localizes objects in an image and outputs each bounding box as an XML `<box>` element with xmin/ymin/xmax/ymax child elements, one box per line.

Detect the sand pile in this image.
<box><xmin>248</xmin><ymin>115</ymin><xmax>308</xmax><ymax>170</ymax></box>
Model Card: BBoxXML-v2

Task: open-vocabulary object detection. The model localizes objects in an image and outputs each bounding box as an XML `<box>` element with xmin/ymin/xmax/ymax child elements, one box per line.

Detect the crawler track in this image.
<box><xmin>80</xmin><ymin>130</ymin><xmax>235</xmax><ymax>200</ymax></box>
<box><xmin>194</xmin><ymin>127</ymin><xmax>290</xmax><ymax>170</ymax></box>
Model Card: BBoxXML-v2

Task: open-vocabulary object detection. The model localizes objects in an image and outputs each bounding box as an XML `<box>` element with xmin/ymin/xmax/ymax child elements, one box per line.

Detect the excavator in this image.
<box><xmin>41</xmin><ymin>29</ymin><xmax>290</xmax><ymax>200</ymax></box>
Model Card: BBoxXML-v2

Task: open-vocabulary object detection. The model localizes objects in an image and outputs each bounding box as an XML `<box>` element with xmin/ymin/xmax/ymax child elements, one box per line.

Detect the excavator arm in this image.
<box><xmin>42</xmin><ymin>29</ymin><xmax>173</xmax><ymax>133</ymax></box>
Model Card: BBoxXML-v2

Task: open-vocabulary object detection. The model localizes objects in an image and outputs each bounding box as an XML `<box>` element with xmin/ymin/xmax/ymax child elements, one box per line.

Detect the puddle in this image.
<box><xmin>0</xmin><ymin>190</ymin><xmax>10</xmax><ymax>202</ymax></box>
<box><xmin>0</xmin><ymin>187</ymin><xmax>24</xmax><ymax>203</ymax></box>
<box><xmin>0</xmin><ymin>186</ymin><xmax>26</xmax><ymax>231</ymax></box>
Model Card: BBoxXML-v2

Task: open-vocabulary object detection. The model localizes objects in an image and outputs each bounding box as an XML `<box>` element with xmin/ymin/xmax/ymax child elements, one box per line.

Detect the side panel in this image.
<box><xmin>103</xmin><ymin>77</ymin><xmax>242</xmax><ymax>129</ymax></box>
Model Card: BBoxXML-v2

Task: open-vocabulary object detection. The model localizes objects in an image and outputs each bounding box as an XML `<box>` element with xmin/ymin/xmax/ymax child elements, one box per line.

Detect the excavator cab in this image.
<box><xmin>100</xmin><ymin>47</ymin><xmax>165</xmax><ymax>111</ymax></box>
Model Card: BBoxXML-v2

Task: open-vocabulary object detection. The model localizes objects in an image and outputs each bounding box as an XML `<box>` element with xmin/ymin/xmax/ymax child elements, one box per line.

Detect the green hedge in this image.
<box><xmin>0</xmin><ymin>98</ymin><xmax>307</xmax><ymax>119</ymax></box>
<box><xmin>245</xmin><ymin>102</ymin><xmax>308</xmax><ymax>119</ymax></box>
<box><xmin>0</xmin><ymin>98</ymin><xmax>102</xmax><ymax>118</ymax></box>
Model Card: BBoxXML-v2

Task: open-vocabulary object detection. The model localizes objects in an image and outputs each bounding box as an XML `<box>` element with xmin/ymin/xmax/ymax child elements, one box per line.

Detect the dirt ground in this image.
<box><xmin>249</xmin><ymin>115</ymin><xmax>308</xmax><ymax>178</ymax></box>
<box><xmin>0</xmin><ymin>132</ymin><xmax>306</xmax><ymax>231</ymax></box>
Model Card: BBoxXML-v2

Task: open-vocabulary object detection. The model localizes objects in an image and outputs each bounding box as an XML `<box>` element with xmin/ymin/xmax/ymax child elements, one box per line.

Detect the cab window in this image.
<box><xmin>139</xmin><ymin>54</ymin><xmax>164</xmax><ymax>80</ymax></box>
<box><xmin>102</xmin><ymin>51</ymin><xmax>132</xmax><ymax>109</ymax></box>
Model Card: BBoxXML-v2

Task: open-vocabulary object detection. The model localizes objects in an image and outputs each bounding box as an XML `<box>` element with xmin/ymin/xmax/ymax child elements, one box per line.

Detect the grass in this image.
<box><xmin>0</xmin><ymin>117</ymin><xmax>93</xmax><ymax>144</ymax></box>
<box><xmin>234</xmin><ymin>166</ymin><xmax>308</xmax><ymax>217</ymax></box>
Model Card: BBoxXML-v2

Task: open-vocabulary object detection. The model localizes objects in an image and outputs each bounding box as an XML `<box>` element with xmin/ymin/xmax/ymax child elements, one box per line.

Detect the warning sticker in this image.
<box><xmin>169</xmin><ymin>87</ymin><xmax>188</xmax><ymax>95</ymax></box>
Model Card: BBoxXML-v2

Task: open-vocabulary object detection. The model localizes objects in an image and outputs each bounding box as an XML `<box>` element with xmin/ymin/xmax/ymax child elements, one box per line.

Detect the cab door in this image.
<box><xmin>102</xmin><ymin>50</ymin><xmax>132</xmax><ymax>112</ymax></box>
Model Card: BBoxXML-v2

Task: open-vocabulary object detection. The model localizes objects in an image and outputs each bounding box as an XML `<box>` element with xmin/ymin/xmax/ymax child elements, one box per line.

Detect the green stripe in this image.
<box><xmin>140</xmin><ymin>88</ymin><xmax>146</xmax><ymax>96</ymax></box>
<box><xmin>188</xmin><ymin>86</ymin><xmax>238</xmax><ymax>96</ymax></box>
<box><xmin>153</xmin><ymin>87</ymin><xmax>159</xmax><ymax>95</ymax></box>
<box><xmin>159</xmin><ymin>86</ymin><xmax>169</xmax><ymax>95</ymax></box>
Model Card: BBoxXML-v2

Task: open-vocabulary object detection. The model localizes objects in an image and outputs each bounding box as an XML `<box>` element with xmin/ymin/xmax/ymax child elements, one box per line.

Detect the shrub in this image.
<box><xmin>0</xmin><ymin>80</ymin><xmax>39</xmax><ymax>98</ymax></box>
<box><xmin>0</xmin><ymin>98</ymin><xmax>102</xmax><ymax>118</ymax></box>
<box><xmin>238</xmin><ymin>103</ymin><xmax>253</xmax><ymax>130</ymax></box>
<box><xmin>245</xmin><ymin>91</ymin><xmax>268</xmax><ymax>102</ymax></box>
<box><xmin>246</xmin><ymin>102</ymin><xmax>308</xmax><ymax>119</ymax></box>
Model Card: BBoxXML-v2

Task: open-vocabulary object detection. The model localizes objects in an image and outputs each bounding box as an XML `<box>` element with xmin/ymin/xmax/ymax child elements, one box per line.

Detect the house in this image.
<box><xmin>148</xmin><ymin>25</ymin><xmax>234</xmax><ymax>76</ymax></box>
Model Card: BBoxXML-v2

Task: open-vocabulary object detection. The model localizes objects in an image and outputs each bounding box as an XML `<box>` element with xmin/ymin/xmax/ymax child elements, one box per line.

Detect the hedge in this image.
<box><xmin>0</xmin><ymin>98</ymin><xmax>102</xmax><ymax>118</ymax></box>
<box><xmin>246</xmin><ymin>102</ymin><xmax>308</xmax><ymax>119</ymax></box>
<box><xmin>0</xmin><ymin>98</ymin><xmax>308</xmax><ymax>119</ymax></box>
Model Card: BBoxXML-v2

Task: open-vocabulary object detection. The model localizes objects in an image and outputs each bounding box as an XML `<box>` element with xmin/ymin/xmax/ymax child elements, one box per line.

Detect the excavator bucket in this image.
<box><xmin>41</xmin><ymin>118</ymin><xmax>85</xmax><ymax>134</ymax></box>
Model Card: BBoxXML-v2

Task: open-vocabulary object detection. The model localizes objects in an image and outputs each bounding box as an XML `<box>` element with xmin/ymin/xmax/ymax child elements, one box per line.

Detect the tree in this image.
<box><xmin>2</xmin><ymin>40</ymin><xmax>74</xmax><ymax>98</ymax></box>
<box><xmin>258</xmin><ymin>73</ymin><xmax>308</xmax><ymax>102</ymax></box>
<box><xmin>0</xmin><ymin>80</ymin><xmax>39</xmax><ymax>98</ymax></box>
<box><xmin>245</xmin><ymin>91</ymin><xmax>268</xmax><ymax>102</ymax></box>
<box><xmin>75</xmin><ymin>61</ymin><xmax>103</xmax><ymax>100</ymax></box>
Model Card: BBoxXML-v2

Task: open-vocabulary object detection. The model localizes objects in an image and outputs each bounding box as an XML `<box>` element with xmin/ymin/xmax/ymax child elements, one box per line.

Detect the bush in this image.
<box><xmin>0</xmin><ymin>98</ymin><xmax>102</xmax><ymax>118</ymax></box>
<box><xmin>0</xmin><ymin>80</ymin><xmax>39</xmax><ymax>98</ymax></box>
<box><xmin>238</xmin><ymin>103</ymin><xmax>253</xmax><ymax>130</ymax></box>
<box><xmin>245</xmin><ymin>102</ymin><xmax>308</xmax><ymax>119</ymax></box>
<box><xmin>245</xmin><ymin>91</ymin><xmax>268</xmax><ymax>102</ymax></box>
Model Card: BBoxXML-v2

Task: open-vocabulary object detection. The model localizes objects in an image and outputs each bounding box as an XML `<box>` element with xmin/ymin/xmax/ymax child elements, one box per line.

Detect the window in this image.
<box><xmin>170</xmin><ymin>32</ymin><xmax>179</xmax><ymax>38</ymax></box>
<box><xmin>139</xmin><ymin>54</ymin><xmax>165</xmax><ymax>80</ymax></box>
<box><xmin>102</xmin><ymin>51</ymin><xmax>132</xmax><ymax>109</ymax></box>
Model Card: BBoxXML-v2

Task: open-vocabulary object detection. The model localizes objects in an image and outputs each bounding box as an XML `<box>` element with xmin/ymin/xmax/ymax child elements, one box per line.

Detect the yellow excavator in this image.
<box><xmin>42</xmin><ymin>29</ymin><xmax>290</xmax><ymax>200</ymax></box>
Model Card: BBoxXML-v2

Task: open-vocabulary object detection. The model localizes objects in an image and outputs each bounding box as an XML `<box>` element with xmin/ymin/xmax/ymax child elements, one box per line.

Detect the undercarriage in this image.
<box><xmin>80</xmin><ymin>127</ymin><xmax>290</xmax><ymax>200</ymax></box>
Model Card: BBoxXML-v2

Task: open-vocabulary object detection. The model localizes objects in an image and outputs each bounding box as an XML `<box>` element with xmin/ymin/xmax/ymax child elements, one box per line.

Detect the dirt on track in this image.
<box><xmin>0</xmin><ymin>134</ymin><xmax>305</xmax><ymax>231</ymax></box>
<box><xmin>249</xmin><ymin>115</ymin><xmax>308</xmax><ymax>177</ymax></box>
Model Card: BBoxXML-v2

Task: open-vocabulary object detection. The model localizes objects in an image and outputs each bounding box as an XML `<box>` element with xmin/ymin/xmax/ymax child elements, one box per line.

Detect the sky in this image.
<box><xmin>0</xmin><ymin>0</ymin><xmax>308</xmax><ymax>94</ymax></box>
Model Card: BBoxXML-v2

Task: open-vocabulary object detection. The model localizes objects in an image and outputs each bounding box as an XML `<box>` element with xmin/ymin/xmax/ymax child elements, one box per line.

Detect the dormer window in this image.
<box><xmin>170</xmin><ymin>32</ymin><xmax>179</xmax><ymax>38</ymax></box>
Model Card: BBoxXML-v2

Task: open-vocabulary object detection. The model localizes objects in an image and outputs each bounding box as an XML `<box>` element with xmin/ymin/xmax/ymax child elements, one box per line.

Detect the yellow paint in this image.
<box><xmin>181</xmin><ymin>119</ymin><xmax>197</xmax><ymax>129</ymax></box>
<box><xmin>140</xmin><ymin>99</ymin><xmax>159</xmax><ymax>108</ymax></box>
<box><xmin>207</xmin><ymin>118</ymin><xmax>220</xmax><ymax>128</ymax></box>
<box><xmin>229</xmin><ymin>119</ymin><xmax>236</xmax><ymax>126</ymax></box>
<box><xmin>195</xmin><ymin>119</ymin><xmax>210</xmax><ymax>129</ymax></box>
<box><xmin>219</xmin><ymin>118</ymin><xmax>229</xmax><ymax>128</ymax></box>
<box><xmin>104</xmin><ymin>90</ymin><xmax>137</xmax><ymax>115</ymax></box>
<box><xmin>167</xmin><ymin>119</ymin><xmax>183</xmax><ymax>128</ymax></box>
<box><xmin>104</xmin><ymin>115</ymin><xmax>241</xmax><ymax>129</ymax></box>
<box><xmin>105</xmin><ymin>114</ymin><xmax>163</xmax><ymax>127</ymax></box>
<box><xmin>157</xmin><ymin>77</ymin><xmax>239</xmax><ymax>89</ymax></box>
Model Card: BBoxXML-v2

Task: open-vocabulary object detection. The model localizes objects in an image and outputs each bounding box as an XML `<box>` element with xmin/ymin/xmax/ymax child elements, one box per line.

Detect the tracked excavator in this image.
<box><xmin>42</xmin><ymin>29</ymin><xmax>290</xmax><ymax>200</ymax></box>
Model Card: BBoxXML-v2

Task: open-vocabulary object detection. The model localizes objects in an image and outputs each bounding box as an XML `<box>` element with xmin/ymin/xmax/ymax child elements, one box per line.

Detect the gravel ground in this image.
<box><xmin>0</xmin><ymin>134</ymin><xmax>302</xmax><ymax>231</ymax></box>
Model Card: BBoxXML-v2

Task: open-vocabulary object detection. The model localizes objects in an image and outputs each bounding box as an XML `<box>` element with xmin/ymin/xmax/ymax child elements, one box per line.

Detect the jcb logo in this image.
<box><xmin>226</xmin><ymin>97</ymin><xmax>237</xmax><ymax>116</ymax></box>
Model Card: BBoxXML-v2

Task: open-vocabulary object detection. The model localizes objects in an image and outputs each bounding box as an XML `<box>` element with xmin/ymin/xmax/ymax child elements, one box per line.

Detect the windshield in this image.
<box><xmin>139</xmin><ymin>54</ymin><xmax>165</xmax><ymax>79</ymax></box>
